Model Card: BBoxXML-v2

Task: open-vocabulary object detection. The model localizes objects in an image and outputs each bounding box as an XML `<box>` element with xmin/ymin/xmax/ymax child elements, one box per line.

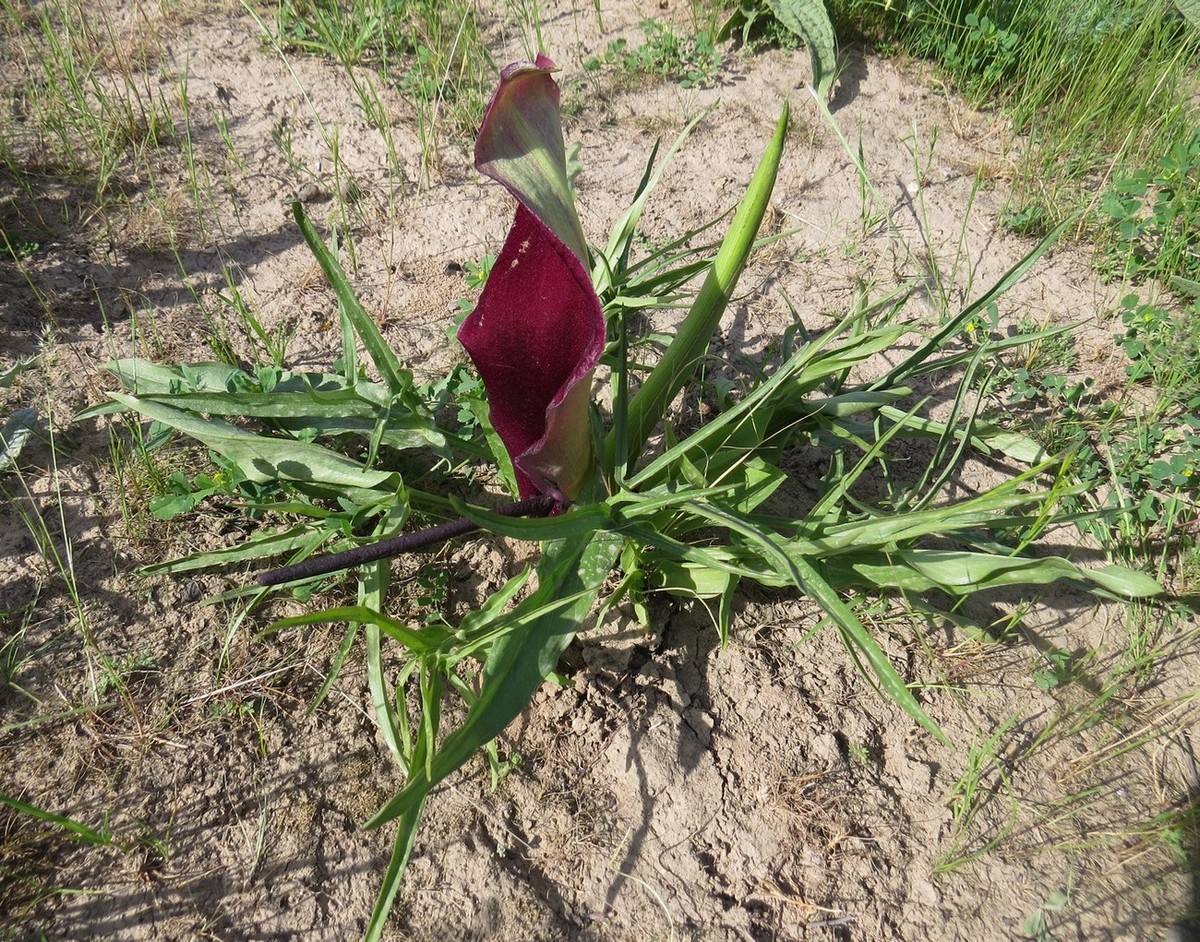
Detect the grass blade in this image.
<box><xmin>0</xmin><ymin>793</ymin><xmax>111</xmax><ymax>846</ymax></box>
<box><xmin>869</xmin><ymin>214</ymin><xmax>1077</xmax><ymax>391</ymax></box>
<box><xmin>265</xmin><ymin>604</ymin><xmax>442</xmax><ymax>655</ymax></box>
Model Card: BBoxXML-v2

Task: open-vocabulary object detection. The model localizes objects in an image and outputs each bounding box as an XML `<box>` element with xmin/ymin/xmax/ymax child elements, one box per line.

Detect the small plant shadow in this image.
<box><xmin>829</xmin><ymin>44</ymin><xmax>869</xmax><ymax>114</ymax></box>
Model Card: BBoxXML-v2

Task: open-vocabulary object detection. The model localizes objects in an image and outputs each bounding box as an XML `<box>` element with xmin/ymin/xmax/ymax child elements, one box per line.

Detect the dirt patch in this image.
<box><xmin>2</xmin><ymin>2</ymin><xmax>1197</xmax><ymax>940</ymax></box>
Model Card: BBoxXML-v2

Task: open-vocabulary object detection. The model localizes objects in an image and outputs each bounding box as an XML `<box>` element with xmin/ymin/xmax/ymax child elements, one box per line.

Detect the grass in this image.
<box><xmin>829</xmin><ymin>0</ymin><xmax>1200</xmax><ymax>266</ymax></box>
<box><xmin>1</xmin><ymin>0</ymin><xmax>1199</xmax><ymax>939</ymax></box>
<box><xmin>937</xmin><ymin>683</ymin><xmax>1200</xmax><ymax>876</ymax></box>
<box><xmin>584</xmin><ymin>20</ymin><xmax>723</xmax><ymax>89</ymax></box>
<box><xmin>267</xmin><ymin>0</ymin><xmax>493</xmax><ymax>183</ymax></box>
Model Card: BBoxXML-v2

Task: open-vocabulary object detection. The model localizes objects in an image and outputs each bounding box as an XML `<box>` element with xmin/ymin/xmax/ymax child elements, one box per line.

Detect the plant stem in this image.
<box><xmin>256</xmin><ymin>495</ymin><xmax>557</xmax><ymax>586</ymax></box>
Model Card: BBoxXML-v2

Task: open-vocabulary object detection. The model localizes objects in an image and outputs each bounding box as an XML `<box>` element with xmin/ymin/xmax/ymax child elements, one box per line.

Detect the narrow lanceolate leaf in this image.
<box><xmin>139</xmin><ymin>526</ymin><xmax>327</xmax><ymax>575</ymax></box>
<box><xmin>681</xmin><ymin>500</ymin><xmax>950</xmax><ymax>745</ymax></box>
<box><xmin>595</xmin><ymin>106</ymin><xmax>713</xmax><ymax>297</ymax></box>
<box><xmin>99</xmin><ymin>358</ymin><xmax>248</xmax><ymax>393</ymax></box>
<box><xmin>0</xmin><ymin>408</ymin><xmax>37</xmax><ymax>473</ymax></box>
<box><xmin>838</xmin><ymin>550</ymin><xmax>1162</xmax><ymax>599</ymax></box>
<box><xmin>452</xmin><ymin>496</ymin><xmax>612</xmax><ymax>541</ymax></box>
<box><xmin>293</xmin><ymin>202</ymin><xmax>412</xmax><ymax>397</ymax></box>
<box><xmin>100</xmin><ymin>389</ymin><xmax>443</xmax><ymax>453</ymax></box>
<box><xmin>764</xmin><ymin>0</ymin><xmax>837</xmax><ymax>99</ymax></box>
<box><xmin>365</xmin><ymin>799</ymin><xmax>425</xmax><ymax>942</ymax></box>
<box><xmin>615</xmin><ymin>103</ymin><xmax>789</xmax><ymax>473</ymax></box>
<box><xmin>107</xmin><ymin>394</ymin><xmax>395</xmax><ymax>490</ymax></box>
<box><xmin>365</xmin><ymin>647</ymin><xmax>438</xmax><ymax>942</ymax></box>
<box><xmin>0</xmin><ymin>794</ymin><xmax>111</xmax><ymax>846</ymax></box>
<box><xmin>359</xmin><ymin>562</ymin><xmax>411</xmax><ymax>774</ymax></box>
<box><xmin>366</xmin><ymin>524</ymin><xmax>623</xmax><ymax>830</ymax></box>
<box><xmin>265</xmin><ymin>605</ymin><xmax>446</xmax><ymax>655</ymax></box>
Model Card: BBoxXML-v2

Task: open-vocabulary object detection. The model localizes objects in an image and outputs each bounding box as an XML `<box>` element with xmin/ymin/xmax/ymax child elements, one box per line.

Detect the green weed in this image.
<box><xmin>1032</xmin><ymin>646</ymin><xmax>1075</xmax><ymax>691</ymax></box>
<box><xmin>584</xmin><ymin>21</ymin><xmax>722</xmax><ymax>89</ymax></box>
<box><xmin>830</xmin><ymin>0</ymin><xmax>1200</xmax><ymax>282</ymax></box>
<box><xmin>936</xmin><ymin>716</ymin><xmax>1019</xmax><ymax>872</ymax></box>
<box><xmin>0</xmin><ymin>793</ymin><xmax>111</xmax><ymax>847</ymax></box>
<box><xmin>985</xmin><ymin>292</ymin><xmax>1199</xmax><ymax>569</ymax></box>
<box><xmin>1100</xmin><ymin>130</ymin><xmax>1200</xmax><ymax>293</ymax></box>
<box><xmin>1115</xmin><ymin>294</ymin><xmax>1200</xmax><ymax>407</ymax></box>
<box><xmin>95</xmin><ymin>651</ymin><xmax>156</xmax><ymax>698</ymax></box>
<box><xmin>1021</xmin><ymin>885</ymin><xmax>1072</xmax><ymax>942</ymax></box>
<box><xmin>0</xmin><ymin>594</ymin><xmax>42</xmax><ymax>703</ymax></box>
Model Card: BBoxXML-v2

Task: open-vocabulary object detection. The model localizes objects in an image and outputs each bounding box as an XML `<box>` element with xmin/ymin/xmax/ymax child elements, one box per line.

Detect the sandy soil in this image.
<box><xmin>2</xmin><ymin>1</ymin><xmax>1197</xmax><ymax>940</ymax></box>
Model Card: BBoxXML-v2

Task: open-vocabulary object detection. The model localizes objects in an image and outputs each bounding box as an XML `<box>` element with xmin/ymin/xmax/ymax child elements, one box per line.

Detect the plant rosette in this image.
<box><xmin>88</xmin><ymin>55</ymin><xmax>1165</xmax><ymax>941</ymax></box>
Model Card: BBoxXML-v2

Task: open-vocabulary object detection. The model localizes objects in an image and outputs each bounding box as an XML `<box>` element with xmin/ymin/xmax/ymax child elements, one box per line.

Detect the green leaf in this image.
<box><xmin>840</xmin><ymin>550</ymin><xmax>1161</xmax><ymax>599</ymax></box>
<box><xmin>763</xmin><ymin>0</ymin><xmax>837</xmax><ymax>99</ymax></box>
<box><xmin>595</xmin><ymin>107</ymin><xmax>713</xmax><ymax>297</ymax></box>
<box><xmin>454</xmin><ymin>567</ymin><xmax>534</xmax><ymax>646</ymax></box>
<box><xmin>1170</xmin><ymin>274</ymin><xmax>1200</xmax><ymax>297</ymax></box>
<box><xmin>869</xmin><ymin>215</ymin><xmax>1078</xmax><ymax>392</ymax></box>
<box><xmin>683</xmin><ymin>499</ymin><xmax>950</xmax><ymax>744</ymax></box>
<box><xmin>451</xmin><ymin>497</ymin><xmax>612</xmax><ymax>541</ymax></box>
<box><xmin>1080</xmin><ymin>564</ymin><xmax>1163</xmax><ymax>599</ymax></box>
<box><xmin>652</xmin><ymin>559</ymin><xmax>734</xmax><ymax>599</ymax></box>
<box><xmin>626</xmin><ymin>320</ymin><xmax>817</xmax><ymax>491</ymax></box>
<box><xmin>790</xmin><ymin>472</ymin><xmax>1066</xmax><ymax>556</ymax></box>
<box><xmin>467</xmin><ymin>397</ymin><xmax>518</xmax><ymax>497</ymax></box>
<box><xmin>1175</xmin><ymin>0</ymin><xmax>1200</xmax><ymax>29</ymax></box>
<box><xmin>104</xmin><ymin>383</ymin><xmax>444</xmax><ymax>453</ymax></box>
<box><xmin>0</xmin><ymin>408</ymin><xmax>38</xmax><ymax>473</ymax></box>
<box><xmin>267</xmin><ymin>604</ymin><xmax>444</xmax><ymax>654</ymax></box>
<box><xmin>716</xmin><ymin>456</ymin><xmax>789</xmax><ymax>514</ymax></box>
<box><xmin>0</xmin><ymin>356</ymin><xmax>37</xmax><ymax>388</ymax></box>
<box><xmin>613</xmin><ymin>103</ymin><xmax>789</xmax><ymax>473</ymax></box>
<box><xmin>107</xmin><ymin>393</ymin><xmax>396</xmax><ymax>490</ymax></box>
<box><xmin>0</xmin><ymin>793</ymin><xmax>111</xmax><ymax>846</ymax></box>
<box><xmin>150</xmin><ymin>487</ymin><xmax>216</xmax><ymax>521</ymax></box>
<box><xmin>803</xmin><ymin>389</ymin><xmax>912</xmax><ymax>418</ymax></box>
<box><xmin>364</xmin><ymin>798</ymin><xmax>425</xmax><ymax>942</ymax></box>
<box><xmin>102</xmin><ymin>358</ymin><xmax>249</xmax><ymax>393</ymax></box>
<box><xmin>876</xmin><ymin>406</ymin><xmax>1048</xmax><ymax>465</ymax></box>
<box><xmin>366</xmin><ymin>525</ymin><xmax>623</xmax><ymax>830</ymax></box>
<box><xmin>140</xmin><ymin>526</ymin><xmax>329</xmax><ymax>575</ymax></box>
<box><xmin>293</xmin><ymin>203</ymin><xmax>412</xmax><ymax>397</ymax></box>
<box><xmin>360</xmin><ymin>560</ymin><xmax>410</xmax><ymax>775</ymax></box>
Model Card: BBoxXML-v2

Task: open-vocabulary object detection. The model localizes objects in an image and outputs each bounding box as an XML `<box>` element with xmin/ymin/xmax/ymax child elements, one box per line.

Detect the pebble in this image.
<box><xmin>296</xmin><ymin>181</ymin><xmax>322</xmax><ymax>203</ymax></box>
